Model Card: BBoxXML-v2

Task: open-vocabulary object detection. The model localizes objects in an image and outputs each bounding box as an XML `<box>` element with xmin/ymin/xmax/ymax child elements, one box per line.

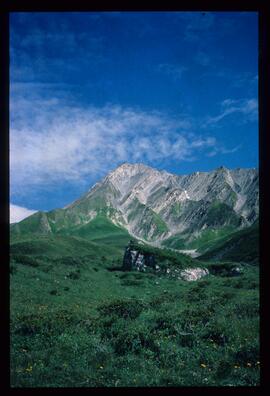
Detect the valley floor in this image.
<box><xmin>10</xmin><ymin>242</ymin><xmax>260</xmax><ymax>387</ymax></box>
<box><xmin>177</xmin><ymin>249</ymin><xmax>200</xmax><ymax>258</ymax></box>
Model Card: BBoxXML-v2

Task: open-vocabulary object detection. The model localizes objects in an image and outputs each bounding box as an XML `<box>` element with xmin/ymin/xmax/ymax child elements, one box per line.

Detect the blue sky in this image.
<box><xmin>10</xmin><ymin>11</ymin><xmax>258</xmax><ymax>218</ymax></box>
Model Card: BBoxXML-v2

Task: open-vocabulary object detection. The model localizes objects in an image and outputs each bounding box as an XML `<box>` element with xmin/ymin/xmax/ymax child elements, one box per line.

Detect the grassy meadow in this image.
<box><xmin>10</xmin><ymin>231</ymin><xmax>260</xmax><ymax>387</ymax></box>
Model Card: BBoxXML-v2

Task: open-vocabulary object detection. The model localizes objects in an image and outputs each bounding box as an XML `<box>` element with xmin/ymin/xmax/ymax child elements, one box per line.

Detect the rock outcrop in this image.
<box><xmin>122</xmin><ymin>241</ymin><xmax>209</xmax><ymax>281</ymax></box>
<box><xmin>122</xmin><ymin>240</ymin><xmax>156</xmax><ymax>271</ymax></box>
<box><xmin>179</xmin><ymin>268</ymin><xmax>209</xmax><ymax>281</ymax></box>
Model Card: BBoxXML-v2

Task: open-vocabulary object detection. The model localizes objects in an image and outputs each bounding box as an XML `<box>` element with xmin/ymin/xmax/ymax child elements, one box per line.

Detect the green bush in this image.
<box><xmin>56</xmin><ymin>256</ymin><xmax>83</xmax><ymax>266</ymax></box>
<box><xmin>206</xmin><ymin>262</ymin><xmax>242</xmax><ymax>277</ymax></box>
<box><xmin>12</xmin><ymin>254</ymin><xmax>39</xmax><ymax>267</ymax></box>
<box><xmin>50</xmin><ymin>289</ymin><xmax>59</xmax><ymax>296</ymax></box>
<box><xmin>100</xmin><ymin>318</ymin><xmax>159</xmax><ymax>357</ymax></box>
<box><xmin>98</xmin><ymin>299</ymin><xmax>145</xmax><ymax>320</ymax></box>
<box><xmin>234</xmin><ymin>343</ymin><xmax>259</xmax><ymax>366</ymax></box>
<box><xmin>67</xmin><ymin>270</ymin><xmax>80</xmax><ymax>280</ymax></box>
<box><xmin>120</xmin><ymin>279</ymin><xmax>143</xmax><ymax>287</ymax></box>
<box><xmin>10</xmin><ymin>264</ymin><xmax>18</xmax><ymax>274</ymax></box>
<box><xmin>233</xmin><ymin>301</ymin><xmax>259</xmax><ymax>318</ymax></box>
<box><xmin>214</xmin><ymin>359</ymin><xmax>233</xmax><ymax>379</ymax></box>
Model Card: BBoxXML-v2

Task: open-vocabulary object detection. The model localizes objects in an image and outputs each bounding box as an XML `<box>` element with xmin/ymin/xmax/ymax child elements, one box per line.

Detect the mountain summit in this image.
<box><xmin>12</xmin><ymin>163</ymin><xmax>259</xmax><ymax>248</ymax></box>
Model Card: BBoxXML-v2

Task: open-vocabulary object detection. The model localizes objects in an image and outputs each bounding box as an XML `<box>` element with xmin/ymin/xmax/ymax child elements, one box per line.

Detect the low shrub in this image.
<box><xmin>152</xmin><ymin>314</ymin><xmax>179</xmax><ymax>336</ymax></box>
<box><xmin>234</xmin><ymin>343</ymin><xmax>259</xmax><ymax>366</ymax></box>
<box><xmin>201</xmin><ymin>327</ymin><xmax>229</xmax><ymax>346</ymax></box>
<box><xmin>10</xmin><ymin>264</ymin><xmax>18</xmax><ymax>274</ymax></box>
<box><xmin>233</xmin><ymin>301</ymin><xmax>259</xmax><ymax>318</ymax></box>
<box><xmin>55</xmin><ymin>256</ymin><xmax>83</xmax><ymax>266</ymax></box>
<box><xmin>67</xmin><ymin>270</ymin><xmax>80</xmax><ymax>280</ymax></box>
<box><xmin>12</xmin><ymin>254</ymin><xmax>39</xmax><ymax>268</ymax></box>
<box><xmin>181</xmin><ymin>304</ymin><xmax>215</xmax><ymax>326</ymax></box>
<box><xmin>207</xmin><ymin>262</ymin><xmax>241</xmax><ymax>277</ymax></box>
<box><xmin>98</xmin><ymin>299</ymin><xmax>145</xmax><ymax>320</ymax></box>
<box><xmin>214</xmin><ymin>359</ymin><xmax>233</xmax><ymax>379</ymax></box>
<box><xmin>50</xmin><ymin>289</ymin><xmax>59</xmax><ymax>296</ymax></box>
<box><xmin>120</xmin><ymin>279</ymin><xmax>143</xmax><ymax>287</ymax></box>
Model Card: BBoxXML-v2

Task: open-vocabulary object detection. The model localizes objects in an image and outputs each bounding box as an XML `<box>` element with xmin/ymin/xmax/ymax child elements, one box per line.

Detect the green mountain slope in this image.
<box><xmin>11</xmin><ymin>210</ymin><xmax>131</xmax><ymax>246</ymax></box>
<box><xmin>197</xmin><ymin>223</ymin><xmax>259</xmax><ymax>264</ymax></box>
<box><xmin>58</xmin><ymin>214</ymin><xmax>131</xmax><ymax>246</ymax></box>
<box><xmin>11</xmin><ymin>163</ymin><xmax>259</xmax><ymax>247</ymax></box>
<box><xmin>161</xmin><ymin>226</ymin><xmax>237</xmax><ymax>252</ymax></box>
<box><xmin>10</xmin><ymin>234</ymin><xmax>122</xmax><ymax>258</ymax></box>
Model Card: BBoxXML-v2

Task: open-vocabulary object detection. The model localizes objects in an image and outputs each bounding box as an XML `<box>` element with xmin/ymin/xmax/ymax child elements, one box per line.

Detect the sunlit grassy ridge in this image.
<box><xmin>198</xmin><ymin>223</ymin><xmax>259</xmax><ymax>264</ymax></box>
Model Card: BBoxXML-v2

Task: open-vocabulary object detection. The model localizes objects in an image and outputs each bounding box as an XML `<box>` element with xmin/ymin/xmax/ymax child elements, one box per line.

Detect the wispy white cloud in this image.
<box><xmin>207</xmin><ymin>144</ymin><xmax>241</xmax><ymax>158</ymax></box>
<box><xmin>10</xmin><ymin>23</ymin><xmax>105</xmax><ymax>85</ymax></box>
<box><xmin>10</xmin><ymin>97</ymin><xmax>219</xmax><ymax>195</ymax></box>
<box><xmin>10</xmin><ymin>204</ymin><xmax>37</xmax><ymax>223</ymax></box>
<box><xmin>231</xmin><ymin>73</ymin><xmax>258</xmax><ymax>88</ymax></box>
<box><xmin>204</xmin><ymin>98</ymin><xmax>258</xmax><ymax>127</ymax></box>
<box><xmin>220</xmin><ymin>144</ymin><xmax>242</xmax><ymax>154</ymax></box>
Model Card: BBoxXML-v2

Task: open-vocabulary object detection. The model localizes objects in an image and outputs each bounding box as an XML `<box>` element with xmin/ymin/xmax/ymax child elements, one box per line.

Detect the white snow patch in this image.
<box><xmin>184</xmin><ymin>190</ymin><xmax>190</xmax><ymax>199</ymax></box>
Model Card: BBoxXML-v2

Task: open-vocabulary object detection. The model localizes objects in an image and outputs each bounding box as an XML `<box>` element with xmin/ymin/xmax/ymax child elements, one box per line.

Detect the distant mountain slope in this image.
<box><xmin>11</xmin><ymin>163</ymin><xmax>259</xmax><ymax>249</ymax></box>
<box><xmin>10</xmin><ymin>231</ymin><xmax>203</xmax><ymax>275</ymax></box>
<box><xmin>197</xmin><ymin>222</ymin><xmax>259</xmax><ymax>264</ymax></box>
<box><xmin>10</xmin><ymin>234</ymin><xmax>122</xmax><ymax>258</ymax></box>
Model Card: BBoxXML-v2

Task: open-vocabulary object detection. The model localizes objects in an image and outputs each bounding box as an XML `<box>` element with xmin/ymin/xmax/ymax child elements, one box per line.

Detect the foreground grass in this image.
<box><xmin>10</xmin><ymin>242</ymin><xmax>259</xmax><ymax>388</ymax></box>
<box><xmin>10</xmin><ymin>233</ymin><xmax>259</xmax><ymax>387</ymax></box>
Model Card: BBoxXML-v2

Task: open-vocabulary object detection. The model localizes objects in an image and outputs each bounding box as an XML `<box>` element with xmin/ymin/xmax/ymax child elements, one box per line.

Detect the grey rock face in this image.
<box><xmin>121</xmin><ymin>241</ymin><xmax>209</xmax><ymax>281</ymax></box>
<box><xmin>13</xmin><ymin>163</ymin><xmax>258</xmax><ymax>246</ymax></box>
<box><xmin>122</xmin><ymin>240</ymin><xmax>156</xmax><ymax>272</ymax></box>
<box><xmin>76</xmin><ymin>163</ymin><xmax>258</xmax><ymax>242</ymax></box>
<box><xmin>179</xmin><ymin>268</ymin><xmax>209</xmax><ymax>281</ymax></box>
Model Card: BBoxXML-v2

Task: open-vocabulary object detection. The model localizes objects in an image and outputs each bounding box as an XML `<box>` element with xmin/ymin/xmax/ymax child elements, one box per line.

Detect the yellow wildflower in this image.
<box><xmin>25</xmin><ymin>365</ymin><xmax>33</xmax><ymax>372</ymax></box>
<box><xmin>200</xmin><ymin>363</ymin><xmax>207</xmax><ymax>368</ymax></box>
<box><xmin>247</xmin><ymin>363</ymin><xmax>252</xmax><ymax>367</ymax></box>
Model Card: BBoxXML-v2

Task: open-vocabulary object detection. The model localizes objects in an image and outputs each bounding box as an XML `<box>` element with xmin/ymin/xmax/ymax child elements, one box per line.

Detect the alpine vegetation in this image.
<box><xmin>10</xmin><ymin>164</ymin><xmax>259</xmax><ymax>387</ymax></box>
<box><xmin>10</xmin><ymin>11</ymin><xmax>259</xmax><ymax>388</ymax></box>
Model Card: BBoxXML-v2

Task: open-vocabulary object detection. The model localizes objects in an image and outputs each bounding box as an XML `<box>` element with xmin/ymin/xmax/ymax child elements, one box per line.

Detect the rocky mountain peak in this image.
<box><xmin>111</xmin><ymin>162</ymin><xmax>152</xmax><ymax>175</ymax></box>
<box><xmin>217</xmin><ymin>165</ymin><xmax>228</xmax><ymax>171</ymax></box>
<box><xmin>12</xmin><ymin>163</ymin><xmax>259</xmax><ymax>247</ymax></box>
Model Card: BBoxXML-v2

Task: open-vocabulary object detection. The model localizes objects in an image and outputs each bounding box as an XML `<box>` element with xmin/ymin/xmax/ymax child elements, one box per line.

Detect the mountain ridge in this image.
<box><xmin>11</xmin><ymin>163</ymin><xmax>259</xmax><ymax>251</ymax></box>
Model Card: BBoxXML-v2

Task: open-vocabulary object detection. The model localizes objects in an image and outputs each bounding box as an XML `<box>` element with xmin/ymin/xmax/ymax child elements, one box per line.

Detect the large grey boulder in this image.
<box><xmin>122</xmin><ymin>240</ymin><xmax>156</xmax><ymax>272</ymax></box>
<box><xmin>179</xmin><ymin>268</ymin><xmax>209</xmax><ymax>281</ymax></box>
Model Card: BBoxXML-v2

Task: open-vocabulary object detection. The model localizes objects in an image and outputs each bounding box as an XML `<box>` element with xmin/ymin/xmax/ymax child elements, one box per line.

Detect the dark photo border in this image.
<box><xmin>1</xmin><ymin>1</ymin><xmax>269</xmax><ymax>394</ymax></box>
